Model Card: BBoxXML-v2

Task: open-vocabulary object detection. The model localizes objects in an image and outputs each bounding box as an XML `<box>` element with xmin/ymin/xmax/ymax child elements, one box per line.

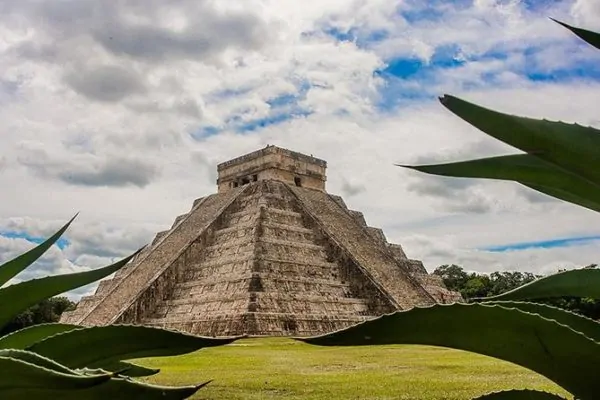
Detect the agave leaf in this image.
<box><xmin>551</xmin><ymin>18</ymin><xmax>600</xmax><ymax>50</ymax></box>
<box><xmin>482</xmin><ymin>269</ymin><xmax>600</xmax><ymax>302</ymax></box>
<box><xmin>472</xmin><ymin>389</ymin><xmax>568</xmax><ymax>399</ymax></box>
<box><xmin>28</xmin><ymin>324</ymin><xmax>239</xmax><ymax>369</ymax></box>
<box><xmin>77</xmin><ymin>378</ymin><xmax>211</xmax><ymax>400</ymax></box>
<box><xmin>0</xmin><ymin>323</ymin><xmax>81</xmax><ymax>349</ymax></box>
<box><xmin>400</xmin><ymin>154</ymin><xmax>600</xmax><ymax>213</ymax></box>
<box><xmin>0</xmin><ymin>379</ymin><xmax>211</xmax><ymax>400</ymax></box>
<box><xmin>486</xmin><ymin>301</ymin><xmax>600</xmax><ymax>342</ymax></box>
<box><xmin>438</xmin><ymin>95</ymin><xmax>600</xmax><ymax>187</ymax></box>
<box><xmin>0</xmin><ymin>355</ymin><xmax>111</xmax><ymax>391</ymax></box>
<box><xmin>523</xmin><ymin>183</ymin><xmax>600</xmax><ymax>214</ymax></box>
<box><xmin>0</xmin><ymin>249</ymin><xmax>141</xmax><ymax>331</ymax></box>
<box><xmin>0</xmin><ymin>215</ymin><xmax>77</xmax><ymax>287</ymax></box>
<box><xmin>0</xmin><ymin>349</ymin><xmax>85</xmax><ymax>376</ymax></box>
<box><xmin>85</xmin><ymin>360</ymin><xmax>160</xmax><ymax>377</ymax></box>
<box><xmin>300</xmin><ymin>303</ymin><xmax>600</xmax><ymax>399</ymax></box>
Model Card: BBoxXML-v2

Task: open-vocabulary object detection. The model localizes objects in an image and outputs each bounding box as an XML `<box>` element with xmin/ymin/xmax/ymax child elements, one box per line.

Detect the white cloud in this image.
<box><xmin>1</xmin><ymin>0</ymin><xmax>599</xmax><ymax>299</ymax></box>
<box><xmin>571</xmin><ymin>0</ymin><xmax>600</xmax><ymax>26</ymax></box>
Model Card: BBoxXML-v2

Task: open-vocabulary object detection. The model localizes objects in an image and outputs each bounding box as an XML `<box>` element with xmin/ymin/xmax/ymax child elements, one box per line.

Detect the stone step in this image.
<box><xmin>187</xmin><ymin>255</ymin><xmax>340</xmax><ymax>282</ymax></box>
<box><xmin>191</xmin><ymin>252</ymin><xmax>254</xmax><ymax>269</ymax></box>
<box><xmin>152</xmin><ymin>297</ymin><xmax>250</xmax><ymax>317</ymax></box>
<box><xmin>191</xmin><ymin>196</ymin><xmax>206</xmax><ymax>210</ymax></box>
<box><xmin>171</xmin><ymin>213</ymin><xmax>189</xmax><ymax>229</ymax></box>
<box><xmin>95</xmin><ymin>278</ymin><xmax>120</xmax><ymax>296</ymax></box>
<box><xmin>258</xmin><ymin>237</ymin><xmax>323</xmax><ymax>251</ymax></box>
<box><xmin>256</xmin><ymin>239</ymin><xmax>327</xmax><ymax>261</ymax></box>
<box><xmin>229</xmin><ymin>190</ymin><xmax>294</xmax><ymax>211</ymax></box>
<box><xmin>213</xmin><ymin>223</ymin><xmax>255</xmax><ymax>238</ymax></box>
<box><xmin>262</xmin><ymin>222</ymin><xmax>311</xmax><ymax>234</ymax></box>
<box><xmin>257</xmin><ymin>256</ymin><xmax>338</xmax><ymax>271</ymax></box>
<box><xmin>204</xmin><ymin>237</ymin><xmax>254</xmax><ymax>253</ymax></box>
<box><xmin>143</xmin><ymin>312</ymin><xmax>371</xmax><ymax>326</ymax></box>
<box><xmin>151</xmin><ymin>230</ymin><xmax>170</xmax><ymax>247</ymax></box>
<box><xmin>143</xmin><ymin>317</ymin><xmax>370</xmax><ymax>337</ymax></box>
<box><xmin>178</xmin><ymin>273</ymin><xmax>351</xmax><ymax>291</ymax></box>
<box><xmin>260</xmin><ymin>223</ymin><xmax>316</xmax><ymax>244</ymax></box>
<box><xmin>201</xmin><ymin>241</ymin><xmax>255</xmax><ymax>261</ymax></box>
<box><xmin>223</xmin><ymin>207</ymin><xmax>261</xmax><ymax>226</ymax></box>
<box><xmin>148</xmin><ymin>297</ymin><xmax>370</xmax><ymax>324</ymax></box>
<box><xmin>161</xmin><ymin>292</ymin><xmax>368</xmax><ymax>308</ymax></box>
<box><xmin>262</xmin><ymin>208</ymin><xmax>305</xmax><ymax>226</ymax></box>
<box><xmin>172</xmin><ymin>275</ymin><xmax>353</xmax><ymax>301</ymax></box>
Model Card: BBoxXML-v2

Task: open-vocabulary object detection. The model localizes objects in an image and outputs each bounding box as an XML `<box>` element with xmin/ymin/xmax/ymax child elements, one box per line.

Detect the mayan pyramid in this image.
<box><xmin>61</xmin><ymin>145</ymin><xmax>461</xmax><ymax>337</ymax></box>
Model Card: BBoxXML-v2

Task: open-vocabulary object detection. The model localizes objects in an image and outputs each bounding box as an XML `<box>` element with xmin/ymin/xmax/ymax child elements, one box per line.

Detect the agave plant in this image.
<box><xmin>0</xmin><ymin>214</ymin><xmax>237</xmax><ymax>399</ymax></box>
<box><xmin>300</xmin><ymin>20</ymin><xmax>600</xmax><ymax>400</ymax></box>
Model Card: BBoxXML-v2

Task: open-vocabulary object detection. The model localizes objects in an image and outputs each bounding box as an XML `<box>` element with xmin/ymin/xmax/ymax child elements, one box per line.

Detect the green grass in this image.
<box><xmin>138</xmin><ymin>338</ymin><xmax>571</xmax><ymax>399</ymax></box>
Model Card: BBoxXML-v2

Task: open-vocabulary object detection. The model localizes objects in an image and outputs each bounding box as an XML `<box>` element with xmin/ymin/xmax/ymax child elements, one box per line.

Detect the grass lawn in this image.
<box><xmin>138</xmin><ymin>338</ymin><xmax>571</xmax><ymax>399</ymax></box>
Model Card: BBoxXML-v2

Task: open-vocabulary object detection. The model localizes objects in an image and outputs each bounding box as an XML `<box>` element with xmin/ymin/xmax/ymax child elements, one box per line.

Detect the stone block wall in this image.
<box><xmin>63</xmin><ymin>177</ymin><xmax>462</xmax><ymax>337</ymax></box>
<box><xmin>142</xmin><ymin>180</ymin><xmax>398</xmax><ymax>336</ymax></box>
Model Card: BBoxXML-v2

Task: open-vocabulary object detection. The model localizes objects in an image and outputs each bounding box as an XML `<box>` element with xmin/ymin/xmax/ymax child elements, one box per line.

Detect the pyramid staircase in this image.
<box><xmin>62</xmin><ymin>179</ymin><xmax>460</xmax><ymax>337</ymax></box>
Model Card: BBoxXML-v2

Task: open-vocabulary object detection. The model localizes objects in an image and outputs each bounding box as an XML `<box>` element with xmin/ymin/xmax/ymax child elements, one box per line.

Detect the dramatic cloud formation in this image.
<box><xmin>1</xmin><ymin>0</ymin><xmax>599</xmax><ymax>298</ymax></box>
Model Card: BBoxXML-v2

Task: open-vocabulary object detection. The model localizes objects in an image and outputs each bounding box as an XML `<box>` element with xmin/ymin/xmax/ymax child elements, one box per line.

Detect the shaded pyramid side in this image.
<box><xmin>287</xmin><ymin>186</ymin><xmax>440</xmax><ymax>309</ymax></box>
<box><xmin>321</xmin><ymin>194</ymin><xmax>463</xmax><ymax>304</ymax></box>
<box><xmin>140</xmin><ymin>180</ymin><xmax>397</xmax><ymax>336</ymax></box>
<box><xmin>60</xmin><ymin>187</ymin><xmax>246</xmax><ymax>326</ymax></box>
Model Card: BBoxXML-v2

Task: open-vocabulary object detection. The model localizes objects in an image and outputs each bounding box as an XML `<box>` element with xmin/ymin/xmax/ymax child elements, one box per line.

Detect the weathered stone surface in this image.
<box><xmin>289</xmin><ymin>186</ymin><xmax>436</xmax><ymax>309</ymax></box>
<box><xmin>62</xmin><ymin>146</ymin><xmax>462</xmax><ymax>336</ymax></box>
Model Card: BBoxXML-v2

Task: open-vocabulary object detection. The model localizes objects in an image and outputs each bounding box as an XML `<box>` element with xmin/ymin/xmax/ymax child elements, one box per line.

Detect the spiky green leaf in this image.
<box><xmin>28</xmin><ymin>324</ymin><xmax>239</xmax><ymax>369</ymax></box>
<box><xmin>0</xmin><ymin>349</ymin><xmax>87</xmax><ymax>376</ymax></box>
<box><xmin>0</xmin><ymin>323</ymin><xmax>81</xmax><ymax>349</ymax></box>
<box><xmin>523</xmin><ymin>183</ymin><xmax>600</xmax><ymax>214</ymax></box>
<box><xmin>300</xmin><ymin>303</ymin><xmax>600</xmax><ymax>399</ymax></box>
<box><xmin>486</xmin><ymin>301</ymin><xmax>600</xmax><ymax>342</ymax></box>
<box><xmin>482</xmin><ymin>269</ymin><xmax>600</xmax><ymax>301</ymax></box>
<box><xmin>87</xmin><ymin>360</ymin><xmax>160</xmax><ymax>377</ymax></box>
<box><xmin>400</xmin><ymin>154</ymin><xmax>600</xmax><ymax>213</ymax></box>
<box><xmin>0</xmin><ymin>215</ymin><xmax>77</xmax><ymax>287</ymax></box>
<box><xmin>0</xmin><ymin>355</ymin><xmax>111</xmax><ymax>391</ymax></box>
<box><xmin>438</xmin><ymin>95</ymin><xmax>600</xmax><ymax>187</ymax></box>
<box><xmin>1</xmin><ymin>379</ymin><xmax>211</xmax><ymax>400</ymax></box>
<box><xmin>551</xmin><ymin>18</ymin><xmax>600</xmax><ymax>50</ymax></box>
<box><xmin>0</xmin><ymin>249</ymin><xmax>141</xmax><ymax>330</ymax></box>
<box><xmin>472</xmin><ymin>389</ymin><xmax>568</xmax><ymax>399</ymax></box>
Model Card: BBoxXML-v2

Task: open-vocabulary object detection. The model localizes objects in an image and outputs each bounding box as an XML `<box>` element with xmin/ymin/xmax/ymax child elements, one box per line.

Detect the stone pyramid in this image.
<box><xmin>61</xmin><ymin>146</ymin><xmax>461</xmax><ymax>337</ymax></box>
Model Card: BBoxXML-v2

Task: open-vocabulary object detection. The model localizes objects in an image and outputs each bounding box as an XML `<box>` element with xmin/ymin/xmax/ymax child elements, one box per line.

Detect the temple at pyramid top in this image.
<box><xmin>217</xmin><ymin>145</ymin><xmax>328</xmax><ymax>193</ymax></box>
<box><xmin>61</xmin><ymin>146</ymin><xmax>461</xmax><ymax>337</ymax></box>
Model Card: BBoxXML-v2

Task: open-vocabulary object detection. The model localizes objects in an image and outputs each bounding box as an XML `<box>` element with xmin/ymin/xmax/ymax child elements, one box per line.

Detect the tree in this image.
<box><xmin>0</xmin><ymin>296</ymin><xmax>76</xmax><ymax>336</ymax></box>
<box><xmin>432</xmin><ymin>264</ymin><xmax>470</xmax><ymax>291</ymax></box>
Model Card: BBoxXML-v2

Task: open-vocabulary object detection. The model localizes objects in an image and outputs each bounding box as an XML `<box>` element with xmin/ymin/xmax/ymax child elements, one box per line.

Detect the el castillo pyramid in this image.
<box><xmin>61</xmin><ymin>146</ymin><xmax>461</xmax><ymax>336</ymax></box>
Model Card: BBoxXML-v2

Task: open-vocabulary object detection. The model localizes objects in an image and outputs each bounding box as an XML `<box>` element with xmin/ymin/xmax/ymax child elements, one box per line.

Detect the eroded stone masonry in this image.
<box><xmin>61</xmin><ymin>145</ymin><xmax>462</xmax><ymax>337</ymax></box>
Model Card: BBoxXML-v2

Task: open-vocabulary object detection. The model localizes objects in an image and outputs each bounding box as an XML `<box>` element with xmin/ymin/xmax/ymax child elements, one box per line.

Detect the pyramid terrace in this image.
<box><xmin>61</xmin><ymin>146</ymin><xmax>461</xmax><ymax>337</ymax></box>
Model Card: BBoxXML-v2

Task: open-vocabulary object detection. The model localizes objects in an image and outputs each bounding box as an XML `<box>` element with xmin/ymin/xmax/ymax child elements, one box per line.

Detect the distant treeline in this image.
<box><xmin>433</xmin><ymin>264</ymin><xmax>600</xmax><ymax>320</ymax></box>
<box><xmin>4</xmin><ymin>264</ymin><xmax>599</xmax><ymax>335</ymax></box>
<box><xmin>0</xmin><ymin>296</ymin><xmax>76</xmax><ymax>336</ymax></box>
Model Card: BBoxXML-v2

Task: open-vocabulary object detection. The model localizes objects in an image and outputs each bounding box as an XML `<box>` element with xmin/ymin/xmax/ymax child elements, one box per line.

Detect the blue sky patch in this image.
<box><xmin>191</xmin><ymin>81</ymin><xmax>312</xmax><ymax>140</ymax></box>
<box><xmin>235</xmin><ymin>110</ymin><xmax>312</xmax><ymax>133</ymax></box>
<box><xmin>322</xmin><ymin>26</ymin><xmax>389</xmax><ymax>47</ymax></box>
<box><xmin>1</xmin><ymin>231</ymin><xmax>70</xmax><ymax>250</ymax></box>
<box><xmin>190</xmin><ymin>126</ymin><xmax>222</xmax><ymax>139</ymax></box>
<box><xmin>484</xmin><ymin>235</ymin><xmax>600</xmax><ymax>252</ymax></box>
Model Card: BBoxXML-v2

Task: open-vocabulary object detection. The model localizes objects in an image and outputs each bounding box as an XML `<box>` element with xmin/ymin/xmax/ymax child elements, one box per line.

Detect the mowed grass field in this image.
<box><xmin>138</xmin><ymin>338</ymin><xmax>571</xmax><ymax>399</ymax></box>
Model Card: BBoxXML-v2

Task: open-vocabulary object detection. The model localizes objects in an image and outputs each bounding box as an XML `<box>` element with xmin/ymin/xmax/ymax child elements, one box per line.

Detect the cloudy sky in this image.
<box><xmin>1</xmin><ymin>0</ymin><xmax>599</xmax><ymax>298</ymax></box>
